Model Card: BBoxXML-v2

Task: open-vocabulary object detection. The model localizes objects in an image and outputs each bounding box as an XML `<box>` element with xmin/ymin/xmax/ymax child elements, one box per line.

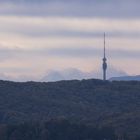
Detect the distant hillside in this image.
<box><xmin>110</xmin><ymin>75</ymin><xmax>140</xmax><ymax>81</ymax></box>
<box><xmin>0</xmin><ymin>79</ymin><xmax>140</xmax><ymax>138</ymax></box>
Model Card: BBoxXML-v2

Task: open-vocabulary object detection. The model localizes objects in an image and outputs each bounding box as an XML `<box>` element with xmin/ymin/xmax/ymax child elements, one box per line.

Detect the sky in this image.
<box><xmin>0</xmin><ymin>0</ymin><xmax>140</xmax><ymax>81</ymax></box>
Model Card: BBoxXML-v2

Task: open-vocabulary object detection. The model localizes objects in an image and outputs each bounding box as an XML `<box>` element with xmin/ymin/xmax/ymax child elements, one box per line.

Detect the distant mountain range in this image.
<box><xmin>41</xmin><ymin>68</ymin><xmax>93</xmax><ymax>82</ymax></box>
<box><xmin>110</xmin><ymin>75</ymin><xmax>140</xmax><ymax>81</ymax></box>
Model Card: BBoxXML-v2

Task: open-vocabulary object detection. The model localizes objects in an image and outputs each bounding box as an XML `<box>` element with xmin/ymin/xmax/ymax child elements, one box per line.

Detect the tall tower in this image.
<box><xmin>102</xmin><ymin>33</ymin><xmax>107</xmax><ymax>81</ymax></box>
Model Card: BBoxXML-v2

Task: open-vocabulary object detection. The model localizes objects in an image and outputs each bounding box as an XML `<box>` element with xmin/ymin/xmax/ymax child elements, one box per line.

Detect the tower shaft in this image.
<box><xmin>102</xmin><ymin>33</ymin><xmax>107</xmax><ymax>81</ymax></box>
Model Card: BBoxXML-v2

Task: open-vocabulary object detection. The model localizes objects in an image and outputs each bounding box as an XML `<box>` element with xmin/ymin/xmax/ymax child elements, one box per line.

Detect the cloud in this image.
<box><xmin>108</xmin><ymin>49</ymin><xmax>140</xmax><ymax>59</ymax></box>
<box><xmin>1</xmin><ymin>16</ymin><xmax>140</xmax><ymax>37</ymax></box>
<box><xmin>0</xmin><ymin>44</ymin><xmax>140</xmax><ymax>61</ymax></box>
<box><xmin>0</xmin><ymin>0</ymin><xmax>139</xmax><ymax>18</ymax></box>
<box><xmin>47</xmin><ymin>47</ymin><xmax>140</xmax><ymax>59</ymax></box>
<box><xmin>0</xmin><ymin>16</ymin><xmax>140</xmax><ymax>53</ymax></box>
<box><xmin>0</xmin><ymin>1</ymin><xmax>139</xmax><ymax>79</ymax></box>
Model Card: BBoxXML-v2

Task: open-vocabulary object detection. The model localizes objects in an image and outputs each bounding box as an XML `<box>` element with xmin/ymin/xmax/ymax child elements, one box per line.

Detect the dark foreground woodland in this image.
<box><xmin>0</xmin><ymin>79</ymin><xmax>140</xmax><ymax>139</ymax></box>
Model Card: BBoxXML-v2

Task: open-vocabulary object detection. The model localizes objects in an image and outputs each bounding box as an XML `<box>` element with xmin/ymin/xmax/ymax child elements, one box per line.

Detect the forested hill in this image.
<box><xmin>0</xmin><ymin>79</ymin><xmax>140</xmax><ymax>138</ymax></box>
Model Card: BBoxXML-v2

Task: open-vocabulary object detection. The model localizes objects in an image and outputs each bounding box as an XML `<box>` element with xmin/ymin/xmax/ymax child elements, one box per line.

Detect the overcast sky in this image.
<box><xmin>0</xmin><ymin>0</ymin><xmax>140</xmax><ymax>81</ymax></box>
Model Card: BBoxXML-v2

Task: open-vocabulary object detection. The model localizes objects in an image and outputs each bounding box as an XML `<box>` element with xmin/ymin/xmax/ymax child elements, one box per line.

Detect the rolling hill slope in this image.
<box><xmin>0</xmin><ymin>79</ymin><xmax>140</xmax><ymax>138</ymax></box>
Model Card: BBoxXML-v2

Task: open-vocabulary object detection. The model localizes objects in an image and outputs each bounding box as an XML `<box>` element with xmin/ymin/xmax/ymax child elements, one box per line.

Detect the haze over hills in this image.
<box><xmin>0</xmin><ymin>79</ymin><xmax>140</xmax><ymax>138</ymax></box>
<box><xmin>0</xmin><ymin>66</ymin><xmax>127</xmax><ymax>82</ymax></box>
<box><xmin>41</xmin><ymin>67</ymin><xmax>127</xmax><ymax>82</ymax></box>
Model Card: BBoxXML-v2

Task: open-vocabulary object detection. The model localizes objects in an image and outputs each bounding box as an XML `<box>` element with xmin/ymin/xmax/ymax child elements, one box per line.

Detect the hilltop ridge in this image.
<box><xmin>110</xmin><ymin>75</ymin><xmax>140</xmax><ymax>81</ymax></box>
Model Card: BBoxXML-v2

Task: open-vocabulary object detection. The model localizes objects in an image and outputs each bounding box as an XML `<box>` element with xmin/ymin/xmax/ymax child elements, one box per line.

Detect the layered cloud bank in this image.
<box><xmin>0</xmin><ymin>0</ymin><xmax>139</xmax><ymax>81</ymax></box>
<box><xmin>0</xmin><ymin>0</ymin><xmax>140</xmax><ymax>18</ymax></box>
